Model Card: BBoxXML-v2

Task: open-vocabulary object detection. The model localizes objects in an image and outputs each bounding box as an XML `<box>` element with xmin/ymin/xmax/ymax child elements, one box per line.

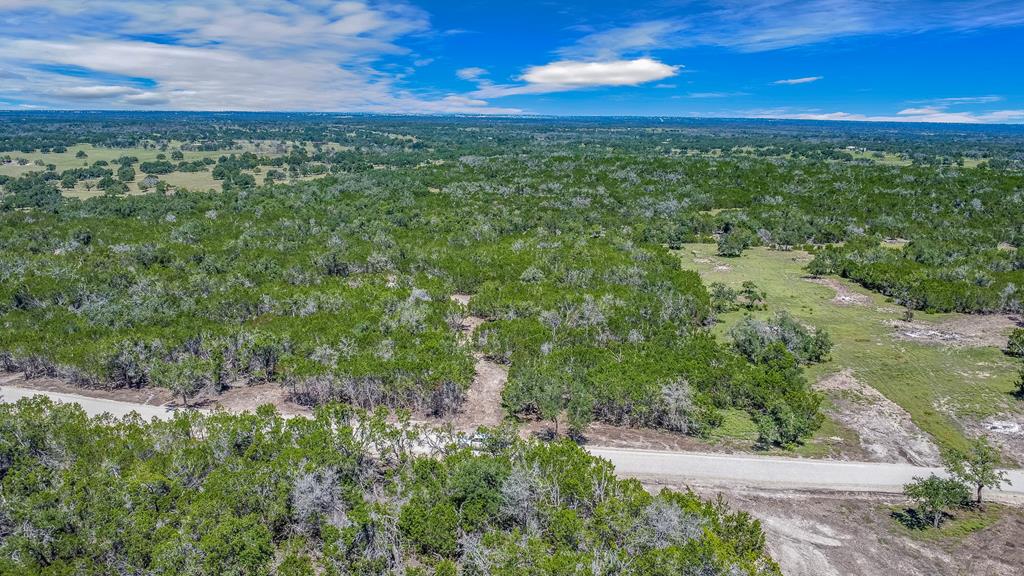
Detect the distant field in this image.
<box><xmin>679</xmin><ymin>244</ymin><xmax>1021</xmax><ymax>457</ymax></box>
<box><xmin>1</xmin><ymin>142</ymin><xmax>327</xmax><ymax>197</ymax></box>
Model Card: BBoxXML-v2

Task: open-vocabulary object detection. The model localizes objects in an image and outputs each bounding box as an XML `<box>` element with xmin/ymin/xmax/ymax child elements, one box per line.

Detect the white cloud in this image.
<box><xmin>918</xmin><ymin>95</ymin><xmax>1004</xmax><ymax>105</ymax></box>
<box><xmin>52</xmin><ymin>85</ymin><xmax>142</xmax><ymax>99</ymax></box>
<box><xmin>521</xmin><ymin>58</ymin><xmax>678</xmax><ymax>87</ymax></box>
<box><xmin>897</xmin><ymin>107</ymin><xmax>944</xmax><ymax>115</ymax></box>
<box><xmin>687</xmin><ymin>91</ymin><xmax>748</xmax><ymax>98</ymax></box>
<box><xmin>547</xmin><ymin>2</ymin><xmax>1024</xmax><ymax>56</ymax></box>
<box><xmin>456</xmin><ymin>67</ymin><xmax>488</xmax><ymax>81</ymax></box>
<box><xmin>773</xmin><ymin>76</ymin><xmax>823</xmax><ymax>85</ymax></box>
<box><xmin>0</xmin><ymin>1</ymin><xmax>520</xmax><ymax>114</ymax></box>
<box><xmin>558</xmin><ymin>20</ymin><xmax>687</xmax><ymax>59</ymax></box>
<box><xmin>473</xmin><ymin>58</ymin><xmax>679</xmax><ymax>98</ymax></box>
<box><xmin>742</xmin><ymin>107</ymin><xmax>1024</xmax><ymax>124</ymax></box>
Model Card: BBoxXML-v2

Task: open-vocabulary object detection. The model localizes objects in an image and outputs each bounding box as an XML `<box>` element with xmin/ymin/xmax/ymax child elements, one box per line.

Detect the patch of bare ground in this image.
<box><xmin>520</xmin><ymin>420</ymin><xmax>715</xmax><ymax>451</ymax></box>
<box><xmin>886</xmin><ymin>315</ymin><xmax>1021</xmax><ymax>349</ymax></box>
<box><xmin>450</xmin><ymin>353</ymin><xmax>507</xmax><ymax>430</ymax></box>
<box><xmin>804</xmin><ymin>276</ymin><xmax>874</xmax><ymax>306</ymax></box>
<box><xmin>655</xmin><ymin>488</ymin><xmax>1024</xmax><ymax>576</ymax></box>
<box><xmin>205</xmin><ymin>382</ymin><xmax>312</xmax><ymax>417</ymax></box>
<box><xmin>816</xmin><ymin>370</ymin><xmax>941</xmax><ymax>466</ymax></box>
<box><xmin>962</xmin><ymin>413</ymin><xmax>1024</xmax><ymax>466</ymax></box>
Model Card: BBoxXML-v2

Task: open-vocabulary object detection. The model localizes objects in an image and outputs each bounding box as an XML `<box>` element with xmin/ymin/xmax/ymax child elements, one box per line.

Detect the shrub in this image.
<box><xmin>1007</xmin><ymin>328</ymin><xmax>1024</xmax><ymax>357</ymax></box>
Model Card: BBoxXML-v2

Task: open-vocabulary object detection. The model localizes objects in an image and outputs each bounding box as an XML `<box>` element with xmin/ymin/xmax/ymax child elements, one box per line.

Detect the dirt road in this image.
<box><xmin>591</xmin><ymin>446</ymin><xmax>1024</xmax><ymax>503</ymax></box>
<box><xmin>4</xmin><ymin>382</ymin><xmax>1023</xmax><ymax>503</ymax></box>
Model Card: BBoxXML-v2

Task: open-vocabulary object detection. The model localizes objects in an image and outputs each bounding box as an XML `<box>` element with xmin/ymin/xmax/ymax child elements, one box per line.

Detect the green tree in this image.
<box><xmin>149</xmin><ymin>358</ymin><xmax>208</xmax><ymax>407</ymax></box>
<box><xmin>1008</xmin><ymin>328</ymin><xmax>1024</xmax><ymax>357</ymax></box>
<box><xmin>945</xmin><ymin>437</ymin><xmax>1011</xmax><ymax>505</ymax></box>
<box><xmin>903</xmin><ymin>474</ymin><xmax>969</xmax><ymax>528</ymax></box>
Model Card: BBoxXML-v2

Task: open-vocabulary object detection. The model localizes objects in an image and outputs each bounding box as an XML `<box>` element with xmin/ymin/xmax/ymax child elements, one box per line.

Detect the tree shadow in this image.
<box><xmin>891</xmin><ymin>507</ymin><xmax>929</xmax><ymax>530</ymax></box>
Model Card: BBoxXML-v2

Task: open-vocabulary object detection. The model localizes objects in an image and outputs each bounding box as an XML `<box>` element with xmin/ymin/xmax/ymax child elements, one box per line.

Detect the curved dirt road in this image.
<box><xmin>3</xmin><ymin>383</ymin><xmax>1023</xmax><ymax>503</ymax></box>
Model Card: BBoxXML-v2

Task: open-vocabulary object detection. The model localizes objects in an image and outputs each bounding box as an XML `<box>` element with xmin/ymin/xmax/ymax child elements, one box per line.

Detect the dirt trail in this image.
<box><xmin>816</xmin><ymin>370</ymin><xmax>941</xmax><ymax>466</ymax></box>
<box><xmin>886</xmin><ymin>315</ymin><xmax>1020</xmax><ymax>349</ymax></box>
<box><xmin>449</xmin><ymin>294</ymin><xmax>507</xmax><ymax>429</ymax></box>
<box><xmin>804</xmin><ymin>277</ymin><xmax>873</xmax><ymax>306</ymax></box>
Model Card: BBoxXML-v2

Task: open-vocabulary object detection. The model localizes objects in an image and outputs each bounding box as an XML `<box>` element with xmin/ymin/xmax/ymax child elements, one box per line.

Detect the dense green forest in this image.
<box><xmin>2</xmin><ymin>113</ymin><xmax>1023</xmax><ymax>447</ymax></box>
<box><xmin>0</xmin><ymin>397</ymin><xmax>780</xmax><ymax>575</ymax></box>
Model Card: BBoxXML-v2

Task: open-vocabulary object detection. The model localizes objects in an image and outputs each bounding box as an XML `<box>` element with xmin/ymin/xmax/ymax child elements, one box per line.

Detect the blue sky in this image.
<box><xmin>1</xmin><ymin>1</ymin><xmax>1023</xmax><ymax>122</ymax></box>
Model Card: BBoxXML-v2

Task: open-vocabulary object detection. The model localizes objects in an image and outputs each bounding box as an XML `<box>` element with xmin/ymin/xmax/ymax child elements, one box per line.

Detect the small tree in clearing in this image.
<box><xmin>945</xmin><ymin>437</ymin><xmax>1011</xmax><ymax>505</ymax></box>
<box><xmin>1007</xmin><ymin>328</ymin><xmax>1024</xmax><ymax>357</ymax></box>
<box><xmin>903</xmin><ymin>474</ymin><xmax>969</xmax><ymax>528</ymax></box>
<box><xmin>1014</xmin><ymin>362</ymin><xmax>1024</xmax><ymax>399</ymax></box>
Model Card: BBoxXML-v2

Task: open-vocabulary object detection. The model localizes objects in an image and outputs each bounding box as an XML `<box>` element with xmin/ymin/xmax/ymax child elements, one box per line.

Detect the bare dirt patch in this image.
<box><xmin>449</xmin><ymin>293</ymin><xmax>472</xmax><ymax>307</ymax></box>
<box><xmin>962</xmin><ymin>413</ymin><xmax>1024</xmax><ymax>465</ymax></box>
<box><xmin>204</xmin><ymin>382</ymin><xmax>312</xmax><ymax>417</ymax></box>
<box><xmin>636</xmin><ymin>480</ymin><xmax>1024</xmax><ymax>576</ymax></box>
<box><xmin>681</xmin><ymin>489</ymin><xmax>1024</xmax><ymax>576</ymax></box>
<box><xmin>886</xmin><ymin>315</ymin><xmax>1021</xmax><ymax>349</ymax></box>
<box><xmin>450</xmin><ymin>353</ymin><xmax>507</xmax><ymax>430</ymax></box>
<box><xmin>536</xmin><ymin>421</ymin><xmax>714</xmax><ymax>452</ymax></box>
<box><xmin>804</xmin><ymin>277</ymin><xmax>873</xmax><ymax>306</ymax></box>
<box><xmin>816</xmin><ymin>370</ymin><xmax>941</xmax><ymax>466</ymax></box>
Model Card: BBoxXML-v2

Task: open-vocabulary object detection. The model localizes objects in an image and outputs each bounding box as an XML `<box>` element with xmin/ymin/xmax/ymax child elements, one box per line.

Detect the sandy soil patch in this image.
<box><xmin>450</xmin><ymin>353</ymin><xmax>507</xmax><ymax>430</ymax></box>
<box><xmin>886</xmin><ymin>315</ymin><xmax>1021</xmax><ymax>349</ymax></box>
<box><xmin>713</xmin><ymin>264</ymin><xmax>733</xmax><ymax>272</ymax></box>
<box><xmin>449</xmin><ymin>293</ymin><xmax>472</xmax><ymax>306</ymax></box>
<box><xmin>805</xmin><ymin>277</ymin><xmax>874</xmax><ymax>306</ymax></box>
<box><xmin>530</xmin><ymin>421</ymin><xmax>713</xmax><ymax>451</ymax></box>
<box><xmin>962</xmin><ymin>413</ymin><xmax>1024</xmax><ymax>466</ymax></box>
<box><xmin>816</xmin><ymin>370</ymin><xmax>941</xmax><ymax>466</ymax></box>
<box><xmin>207</xmin><ymin>382</ymin><xmax>312</xmax><ymax>417</ymax></box>
<box><xmin>882</xmin><ymin>238</ymin><xmax>910</xmax><ymax>249</ymax></box>
<box><xmin>673</xmin><ymin>489</ymin><xmax>1024</xmax><ymax>576</ymax></box>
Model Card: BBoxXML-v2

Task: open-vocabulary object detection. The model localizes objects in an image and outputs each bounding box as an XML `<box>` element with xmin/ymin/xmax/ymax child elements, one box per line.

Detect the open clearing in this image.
<box><xmin>680</xmin><ymin>488</ymin><xmax>1024</xmax><ymax>576</ymax></box>
<box><xmin>816</xmin><ymin>369</ymin><xmax>941</xmax><ymax>466</ymax></box>
<box><xmin>0</xmin><ymin>142</ymin><xmax>320</xmax><ymax>197</ymax></box>
<box><xmin>680</xmin><ymin>244</ymin><xmax>1023</xmax><ymax>460</ymax></box>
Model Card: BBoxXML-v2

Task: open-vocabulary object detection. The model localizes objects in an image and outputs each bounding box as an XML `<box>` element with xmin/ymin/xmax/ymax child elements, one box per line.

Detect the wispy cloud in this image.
<box><xmin>915</xmin><ymin>95</ymin><xmax>1004</xmax><ymax>105</ymax></box>
<box><xmin>686</xmin><ymin>91</ymin><xmax>748</xmax><ymax>98</ymax></box>
<box><xmin>456</xmin><ymin>67</ymin><xmax>488</xmax><ymax>81</ymax></box>
<box><xmin>740</xmin><ymin>106</ymin><xmax>1024</xmax><ymax>124</ymax></box>
<box><xmin>557</xmin><ymin>20</ymin><xmax>688</xmax><ymax>60</ymax></box>
<box><xmin>773</xmin><ymin>76</ymin><xmax>823</xmax><ymax>85</ymax></box>
<box><xmin>0</xmin><ymin>1</ymin><xmax>520</xmax><ymax>113</ymax></box>
<box><xmin>551</xmin><ymin>2</ymin><xmax>1024</xmax><ymax>56</ymax></box>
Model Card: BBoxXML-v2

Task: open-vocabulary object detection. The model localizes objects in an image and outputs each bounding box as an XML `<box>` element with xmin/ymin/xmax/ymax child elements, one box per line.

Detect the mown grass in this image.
<box><xmin>679</xmin><ymin>244</ymin><xmax>1021</xmax><ymax>455</ymax></box>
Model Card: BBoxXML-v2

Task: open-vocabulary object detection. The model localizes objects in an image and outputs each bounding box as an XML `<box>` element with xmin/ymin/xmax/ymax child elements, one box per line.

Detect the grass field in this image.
<box><xmin>679</xmin><ymin>244</ymin><xmax>1021</xmax><ymax>456</ymax></box>
<box><xmin>0</xmin><ymin>142</ymin><xmax>330</xmax><ymax>198</ymax></box>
